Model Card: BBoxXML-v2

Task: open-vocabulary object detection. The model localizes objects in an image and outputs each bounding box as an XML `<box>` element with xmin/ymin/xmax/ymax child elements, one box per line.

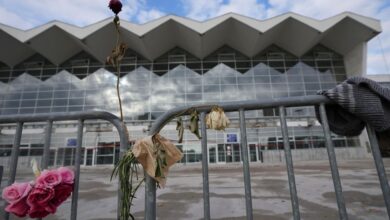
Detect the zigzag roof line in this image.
<box><xmin>0</xmin><ymin>12</ymin><xmax>381</xmax><ymax>68</ymax></box>
<box><xmin>0</xmin><ymin>12</ymin><xmax>381</xmax><ymax>43</ymax></box>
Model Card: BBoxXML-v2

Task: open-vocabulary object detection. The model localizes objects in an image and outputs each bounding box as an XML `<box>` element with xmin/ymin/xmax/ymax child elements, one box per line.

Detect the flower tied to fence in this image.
<box><xmin>206</xmin><ymin>106</ymin><xmax>230</xmax><ymax>130</ymax></box>
<box><xmin>132</xmin><ymin>134</ymin><xmax>183</xmax><ymax>188</ymax></box>
<box><xmin>2</xmin><ymin>164</ymin><xmax>74</xmax><ymax>218</ymax></box>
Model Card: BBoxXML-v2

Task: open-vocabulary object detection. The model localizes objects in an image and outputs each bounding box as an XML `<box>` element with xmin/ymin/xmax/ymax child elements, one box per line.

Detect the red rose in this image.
<box><xmin>27</xmin><ymin>185</ymin><xmax>55</xmax><ymax>217</ymax></box>
<box><xmin>49</xmin><ymin>183</ymin><xmax>73</xmax><ymax>209</ymax></box>
<box><xmin>29</xmin><ymin>205</ymin><xmax>50</xmax><ymax>218</ymax></box>
<box><xmin>109</xmin><ymin>0</ymin><xmax>122</xmax><ymax>15</ymax></box>
<box><xmin>36</xmin><ymin>169</ymin><xmax>62</xmax><ymax>187</ymax></box>
<box><xmin>4</xmin><ymin>198</ymin><xmax>30</xmax><ymax>217</ymax></box>
<box><xmin>2</xmin><ymin>182</ymin><xmax>32</xmax><ymax>204</ymax></box>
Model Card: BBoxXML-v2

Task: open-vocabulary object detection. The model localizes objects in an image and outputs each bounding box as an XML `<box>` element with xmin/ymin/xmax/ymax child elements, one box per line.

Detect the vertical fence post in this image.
<box><xmin>239</xmin><ymin>109</ymin><xmax>253</xmax><ymax>220</ymax></box>
<box><xmin>279</xmin><ymin>106</ymin><xmax>300</xmax><ymax>220</ymax></box>
<box><xmin>42</xmin><ymin>120</ymin><xmax>53</xmax><ymax>169</ymax></box>
<box><xmin>4</xmin><ymin>122</ymin><xmax>23</xmax><ymax>220</ymax></box>
<box><xmin>366</xmin><ymin>125</ymin><xmax>390</xmax><ymax>217</ymax></box>
<box><xmin>145</xmin><ymin>174</ymin><xmax>157</xmax><ymax>220</ymax></box>
<box><xmin>0</xmin><ymin>166</ymin><xmax>3</xmax><ymax>187</ymax></box>
<box><xmin>200</xmin><ymin>112</ymin><xmax>211</xmax><ymax>220</ymax></box>
<box><xmin>70</xmin><ymin>119</ymin><xmax>84</xmax><ymax>220</ymax></box>
<box><xmin>319</xmin><ymin>103</ymin><xmax>348</xmax><ymax>220</ymax></box>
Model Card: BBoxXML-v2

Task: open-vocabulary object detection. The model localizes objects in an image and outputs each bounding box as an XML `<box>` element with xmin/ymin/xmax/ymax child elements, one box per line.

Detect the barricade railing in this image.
<box><xmin>0</xmin><ymin>111</ymin><xmax>129</xmax><ymax>220</ymax></box>
<box><xmin>146</xmin><ymin>95</ymin><xmax>390</xmax><ymax>220</ymax></box>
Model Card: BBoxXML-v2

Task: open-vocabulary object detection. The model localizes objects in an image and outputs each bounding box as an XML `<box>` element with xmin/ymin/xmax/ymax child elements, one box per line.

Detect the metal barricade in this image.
<box><xmin>0</xmin><ymin>111</ymin><xmax>129</xmax><ymax>220</ymax></box>
<box><xmin>146</xmin><ymin>95</ymin><xmax>390</xmax><ymax>220</ymax></box>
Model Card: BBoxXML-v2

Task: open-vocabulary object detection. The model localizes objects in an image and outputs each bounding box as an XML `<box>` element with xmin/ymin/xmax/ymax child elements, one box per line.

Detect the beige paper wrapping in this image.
<box><xmin>132</xmin><ymin>134</ymin><xmax>183</xmax><ymax>187</ymax></box>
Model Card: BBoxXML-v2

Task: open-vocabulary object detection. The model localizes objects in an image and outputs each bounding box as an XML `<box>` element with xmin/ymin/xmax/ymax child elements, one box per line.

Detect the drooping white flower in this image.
<box><xmin>206</xmin><ymin>106</ymin><xmax>230</xmax><ymax>130</ymax></box>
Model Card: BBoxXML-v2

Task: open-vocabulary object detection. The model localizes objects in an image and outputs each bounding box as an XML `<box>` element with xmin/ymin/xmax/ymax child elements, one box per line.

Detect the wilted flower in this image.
<box><xmin>108</xmin><ymin>0</ymin><xmax>122</xmax><ymax>15</ymax></box>
<box><xmin>206</xmin><ymin>106</ymin><xmax>230</xmax><ymax>130</ymax></box>
<box><xmin>189</xmin><ymin>110</ymin><xmax>201</xmax><ymax>139</ymax></box>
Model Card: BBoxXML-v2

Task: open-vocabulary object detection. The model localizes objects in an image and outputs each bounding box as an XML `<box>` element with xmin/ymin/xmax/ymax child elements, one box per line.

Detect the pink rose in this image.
<box><xmin>57</xmin><ymin>167</ymin><xmax>74</xmax><ymax>184</ymax></box>
<box><xmin>49</xmin><ymin>184</ymin><xmax>73</xmax><ymax>209</ymax></box>
<box><xmin>2</xmin><ymin>182</ymin><xmax>32</xmax><ymax>204</ymax></box>
<box><xmin>28</xmin><ymin>205</ymin><xmax>50</xmax><ymax>218</ymax></box>
<box><xmin>27</xmin><ymin>186</ymin><xmax>55</xmax><ymax>213</ymax></box>
<box><xmin>108</xmin><ymin>0</ymin><xmax>122</xmax><ymax>14</ymax></box>
<box><xmin>5</xmin><ymin>198</ymin><xmax>30</xmax><ymax>217</ymax></box>
<box><xmin>36</xmin><ymin>169</ymin><xmax>62</xmax><ymax>187</ymax></box>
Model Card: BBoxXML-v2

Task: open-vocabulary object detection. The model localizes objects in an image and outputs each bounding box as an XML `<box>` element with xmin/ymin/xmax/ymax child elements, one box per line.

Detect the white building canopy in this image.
<box><xmin>0</xmin><ymin>12</ymin><xmax>381</xmax><ymax>68</ymax></box>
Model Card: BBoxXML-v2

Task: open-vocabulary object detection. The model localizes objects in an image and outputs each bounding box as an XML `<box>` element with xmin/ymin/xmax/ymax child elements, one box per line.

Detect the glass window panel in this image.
<box><xmin>5</xmin><ymin>93</ymin><xmax>22</xmax><ymax>100</ymax></box>
<box><xmin>221</xmin><ymin>85</ymin><xmax>237</xmax><ymax>93</ymax></box>
<box><xmin>38</xmin><ymin>91</ymin><xmax>53</xmax><ymax>99</ymax></box>
<box><xmin>253</xmin><ymin>67</ymin><xmax>269</xmax><ymax>76</ymax></box>
<box><xmin>53</xmin><ymin>91</ymin><xmax>68</xmax><ymax>98</ymax></box>
<box><xmin>303</xmin><ymin>75</ymin><xmax>319</xmax><ymax>83</ymax></box>
<box><xmin>35</xmin><ymin>107</ymin><xmax>50</xmax><ymax>113</ymax></box>
<box><xmin>287</xmin><ymin>75</ymin><xmax>303</xmax><ymax>83</ymax></box>
<box><xmin>186</xmin><ymin>85</ymin><xmax>202</xmax><ymax>93</ymax></box>
<box><xmin>238</xmin><ymin>84</ymin><xmax>255</xmax><ymax>93</ymax></box>
<box><xmin>4</xmin><ymin>100</ymin><xmax>19</xmax><ymax>108</ymax></box>
<box><xmin>69</xmin><ymin>90</ymin><xmax>84</xmax><ymax>98</ymax></box>
<box><xmin>22</xmin><ymin>92</ymin><xmax>38</xmax><ymax>99</ymax></box>
<box><xmin>237</xmin><ymin>77</ymin><xmax>253</xmax><ymax>84</ymax></box>
<box><xmin>203</xmin><ymin>77</ymin><xmax>220</xmax><ymax>85</ymax></box>
<box><xmin>204</xmin><ymin>92</ymin><xmax>220</xmax><ymax>101</ymax></box>
<box><xmin>271</xmin><ymin>75</ymin><xmax>286</xmax><ymax>83</ymax></box>
<box><xmin>221</xmin><ymin>77</ymin><xmax>236</xmax><ymax>84</ymax></box>
<box><xmin>254</xmin><ymin>76</ymin><xmax>270</xmax><ymax>83</ymax></box>
<box><xmin>306</xmin><ymin>83</ymin><xmax>321</xmax><ymax>91</ymax></box>
<box><xmin>204</xmin><ymin>85</ymin><xmax>219</xmax><ymax>93</ymax></box>
<box><xmin>289</xmin><ymin>91</ymin><xmax>305</xmax><ymax>97</ymax></box>
<box><xmin>2</xmin><ymin>108</ymin><xmax>19</xmax><ymax>115</ymax></box>
<box><xmin>53</xmin><ymin>99</ymin><xmax>67</xmax><ymax>106</ymax></box>
<box><xmin>20</xmin><ymin>100</ymin><xmax>35</xmax><ymax>107</ymax></box>
<box><xmin>288</xmin><ymin>83</ymin><xmax>304</xmax><ymax>91</ymax></box>
<box><xmin>19</xmin><ymin>108</ymin><xmax>34</xmax><ymax>114</ymax></box>
<box><xmin>68</xmin><ymin>99</ymin><xmax>84</xmax><ymax>106</ymax></box>
<box><xmin>186</xmin><ymin>77</ymin><xmax>202</xmax><ymax>85</ymax></box>
<box><xmin>186</xmin><ymin>93</ymin><xmax>202</xmax><ymax>101</ymax></box>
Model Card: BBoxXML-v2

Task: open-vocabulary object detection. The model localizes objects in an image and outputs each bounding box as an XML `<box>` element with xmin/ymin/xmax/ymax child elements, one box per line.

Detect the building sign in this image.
<box><xmin>66</xmin><ymin>138</ymin><xmax>77</xmax><ymax>147</ymax></box>
<box><xmin>226</xmin><ymin>133</ymin><xmax>239</xmax><ymax>143</ymax></box>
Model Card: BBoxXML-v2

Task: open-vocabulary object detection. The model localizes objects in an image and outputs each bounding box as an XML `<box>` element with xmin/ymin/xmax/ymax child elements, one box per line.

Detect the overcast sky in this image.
<box><xmin>0</xmin><ymin>0</ymin><xmax>389</xmax><ymax>75</ymax></box>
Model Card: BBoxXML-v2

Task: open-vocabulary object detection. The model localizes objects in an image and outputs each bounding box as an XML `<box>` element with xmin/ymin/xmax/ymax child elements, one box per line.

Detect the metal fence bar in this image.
<box><xmin>0</xmin><ymin>111</ymin><xmax>129</xmax><ymax>220</ymax></box>
<box><xmin>279</xmin><ymin>106</ymin><xmax>301</xmax><ymax>220</ymax></box>
<box><xmin>70</xmin><ymin>119</ymin><xmax>84</xmax><ymax>220</ymax></box>
<box><xmin>366</xmin><ymin>125</ymin><xmax>390</xmax><ymax>217</ymax></box>
<box><xmin>319</xmin><ymin>104</ymin><xmax>348</xmax><ymax>220</ymax></box>
<box><xmin>239</xmin><ymin>109</ymin><xmax>253</xmax><ymax>220</ymax></box>
<box><xmin>41</xmin><ymin>120</ymin><xmax>53</xmax><ymax>169</ymax></box>
<box><xmin>145</xmin><ymin>175</ymin><xmax>157</xmax><ymax>220</ymax></box>
<box><xmin>200</xmin><ymin>112</ymin><xmax>211</xmax><ymax>220</ymax></box>
<box><xmin>4</xmin><ymin>122</ymin><xmax>23</xmax><ymax>220</ymax></box>
<box><xmin>0</xmin><ymin>166</ymin><xmax>3</xmax><ymax>186</ymax></box>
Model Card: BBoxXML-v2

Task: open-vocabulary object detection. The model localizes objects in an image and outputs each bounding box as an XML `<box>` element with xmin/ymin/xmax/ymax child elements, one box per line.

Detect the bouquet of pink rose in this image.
<box><xmin>2</xmin><ymin>167</ymin><xmax>74</xmax><ymax>218</ymax></box>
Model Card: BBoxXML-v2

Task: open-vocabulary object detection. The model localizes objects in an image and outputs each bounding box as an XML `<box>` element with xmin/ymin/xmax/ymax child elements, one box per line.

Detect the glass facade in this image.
<box><xmin>0</xmin><ymin>44</ymin><xmax>363</xmax><ymax>165</ymax></box>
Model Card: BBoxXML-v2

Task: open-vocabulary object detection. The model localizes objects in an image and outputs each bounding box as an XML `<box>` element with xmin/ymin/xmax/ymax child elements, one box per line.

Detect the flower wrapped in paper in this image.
<box><xmin>132</xmin><ymin>134</ymin><xmax>183</xmax><ymax>188</ymax></box>
<box><xmin>206</xmin><ymin>106</ymin><xmax>230</xmax><ymax>130</ymax></box>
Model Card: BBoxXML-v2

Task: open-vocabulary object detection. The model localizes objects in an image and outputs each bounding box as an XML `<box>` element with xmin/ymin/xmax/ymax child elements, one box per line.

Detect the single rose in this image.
<box><xmin>36</xmin><ymin>169</ymin><xmax>62</xmax><ymax>187</ymax></box>
<box><xmin>5</xmin><ymin>198</ymin><xmax>30</xmax><ymax>217</ymax></box>
<box><xmin>27</xmin><ymin>186</ymin><xmax>55</xmax><ymax>213</ymax></box>
<box><xmin>57</xmin><ymin>167</ymin><xmax>74</xmax><ymax>184</ymax></box>
<box><xmin>28</xmin><ymin>205</ymin><xmax>50</xmax><ymax>218</ymax></box>
<box><xmin>2</xmin><ymin>182</ymin><xmax>32</xmax><ymax>204</ymax></box>
<box><xmin>49</xmin><ymin>183</ymin><xmax>73</xmax><ymax>209</ymax></box>
<box><xmin>108</xmin><ymin>0</ymin><xmax>122</xmax><ymax>15</ymax></box>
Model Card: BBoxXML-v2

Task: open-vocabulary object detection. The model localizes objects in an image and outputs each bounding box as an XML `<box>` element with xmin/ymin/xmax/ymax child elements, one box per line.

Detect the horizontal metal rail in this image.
<box><xmin>147</xmin><ymin>95</ymin><xmax>390</xmax><ymax>220</ymax></box>
<box><xmin>0</xmin><ymin>111</ymin><xmax>129</xmax><ymax>220</ymax></box>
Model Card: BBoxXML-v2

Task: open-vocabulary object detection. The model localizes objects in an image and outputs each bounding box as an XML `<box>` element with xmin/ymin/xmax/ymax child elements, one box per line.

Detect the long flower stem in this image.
<box><xmin>116</xmin><ymin>60</ymin><xmax>124</xmax><ymax>121</ymax></box>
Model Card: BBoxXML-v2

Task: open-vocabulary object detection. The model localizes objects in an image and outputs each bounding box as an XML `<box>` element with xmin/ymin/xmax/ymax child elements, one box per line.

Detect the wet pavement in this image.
<box><xmin>1</xmin><ymin>159</ymin><xmax>389</xmax><ymax>220</ymax></box>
